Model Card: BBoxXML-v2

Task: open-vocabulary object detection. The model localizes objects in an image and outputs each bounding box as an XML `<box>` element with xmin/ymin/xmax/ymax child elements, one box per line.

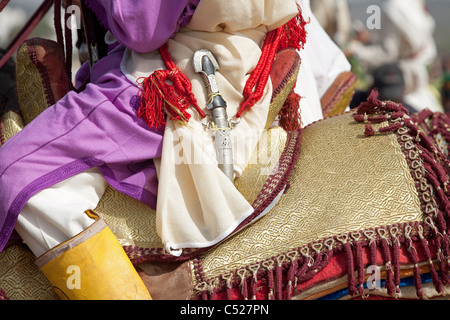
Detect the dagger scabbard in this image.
<box><xmin>193</xmin><ymin>49</ymin><xmax>235</xmax><ymax>181</ymax></box>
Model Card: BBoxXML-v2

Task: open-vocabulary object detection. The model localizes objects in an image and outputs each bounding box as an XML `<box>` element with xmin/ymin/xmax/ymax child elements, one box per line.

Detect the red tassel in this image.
<box><xmin>418</xmin><ymin>226</ymin><xmax>443</xmax><ymax>294</ymax></box>
<box><xmin>137</xmin><ymin>45</ymin><xmax>205</xmax><ymax>129</ymax></box>
<box><xmin>238</xmin><ymin>269</ymin><xmax>249</xmax><ymax>300</ymax></box>
<box><xmin>391</xmin><ymin>235</ymin><xmax>402</xmax><ymax>294</ymax></box>
<box><xmin>237</xmin><ymin>29</ymin><xmax>281</xmax><ymax>118</ymax></box>
<box><xmin>279</xmin><ymin>90</ymin><xmax>302</xmax><ymax>131</ymax></box>
<box><xmin>249</xmin><ymin>264</ymin><xmax>260</xmax><ymax>300</ymax></box>
<box><xmin>353</xmin><ymin>114</ymin><xmax>366</xmax><ymax>122</ymax></box>
<box><xmin>441</xmin><ymin>233</ymin><xmax>450</xmax><ymax>285</ymax></box>
<box><xmin>238</xmin><ymin>269</ymin><xmax>248</xmax><ymax>300</ymax></box>
<box><xmin>341</xmin><ymin>238</ymin><xmax>357</xmax><ymax>296</ymax></box>
<box><xmin>263</xmin><ymin>260</ymin><xmax>275</xmax><ymax>300</ymax></box>
<box><xmin>380</xmin><ymin>237</ymin><xmax>395</xmax><ymax>297</ymax></box>
<box><xmin>223</xmin><ymin>273</ymin><xmax>234</xmax><ymax>301</ymax></box>
<box><xmin>364</xmin><ymin>124</ymin><xmax>375</xmax><ymax>136</ymax></box>
<box><xmin>286</xmin><ymin>251</ymin><xmax>299</xmax><ymax>300</ymax></box>
<box><xmin>366</xmin><ymin>234</ymin><xmax>378</xmax><ymax>292</ymax></box>
<box><xmin>209</xmin><ymin>278</ymin><xmax>218</xmax><ymax>300</ymax></box>
<box><xmin>137</xmin><ymin>70</ymin><xmax>190</xmax><ymax>129</ymax></box>
<box><xmin>427</xmin><ymin>217</ymin><xmax>450</xmax><ymax>287</ymax></box>
<box><xmin>378</xmin><ymin>122</ymin><xmax>403</xmax><ymax>134</ymax></box>
<box><xmin>295</xmin><ymin>254</ymin><xmax>310</xmax><ymax>282</ymax></box>
<box><xmin>278</xmin><ymin>3</ymin><xmax>308</xmax><ymax>51</ymax></box>
<box><xmin>197</xmin><ymin>283</ymin><xmax>208</xmax><ymax>300</ymax></box>
<box><xmin>353</xmin><ymin>240</ymin><xmax>365</xmax><ymax>296</ymax></box>
<box><xmin>405</xmin><ymin>228</ymin><xmax>424</xmax><ymax>299</ymax></box>
<box><xmin>275</xmin><ymin>256</ymin><xmax>284</xmax><ymax>300</ymax></box>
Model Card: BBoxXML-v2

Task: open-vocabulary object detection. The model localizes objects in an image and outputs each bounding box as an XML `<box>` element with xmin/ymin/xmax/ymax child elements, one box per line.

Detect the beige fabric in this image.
<box><xmin>121</xmin><ymin>0</ymin><xmax>299</xmax><ymax>255</ymax></box>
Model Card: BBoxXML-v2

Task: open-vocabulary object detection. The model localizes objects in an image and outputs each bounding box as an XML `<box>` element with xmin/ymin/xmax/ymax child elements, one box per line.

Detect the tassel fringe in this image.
<box><xmin>191</xmin><ymin>222</ymin><xmax>450</xmax><ymax>300</ymax></box>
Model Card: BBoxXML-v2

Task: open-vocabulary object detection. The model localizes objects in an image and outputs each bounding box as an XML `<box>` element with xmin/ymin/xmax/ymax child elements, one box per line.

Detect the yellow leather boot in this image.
<box><xmin>35</xmin><ymin>210</ymin><xmax>152</xmax><ymax>300</ymax></box>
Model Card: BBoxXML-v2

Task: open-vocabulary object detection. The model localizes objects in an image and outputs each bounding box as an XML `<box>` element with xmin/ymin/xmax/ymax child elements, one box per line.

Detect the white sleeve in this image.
<box><xmin>14</xmin><ymin>168</ymin><xmax>108</xmax><ymax>257</ymax></box>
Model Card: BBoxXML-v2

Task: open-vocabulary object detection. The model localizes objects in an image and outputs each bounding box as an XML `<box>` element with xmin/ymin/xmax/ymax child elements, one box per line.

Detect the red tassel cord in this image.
<box><xmin>390</xmin><ymin>228</ymin><xmax>402</xmax><ymax>295</ymax></box>
<box><xmin>418</xmin><ymin>225</ymin><xmax>443</xmax><ymax>294</ymax></box>
<box><xmin>195</xmin><ymin>282</ymin><xmax>208</xmax><ymax>301</ymax></box>
<box><xmin>351</xmin><ymin>233</ymin><xmax>366</xmax><ymax>296</ymax></box>
<box><xmin>426</xmin><ymin>216</ymin><xmax>450</xmax><ymax>286</ymax></box>
<box><xmin>137</xmin><ymin>44</ymin><xmax>205</xmax><ymax>129</ymax></box>
<box><xmin>236</xmin><ymin>28</ymin><xmax>281</xmax><ymax>119</ymax></box>
<box><xmin>436</xmin><ymin>234</ymin><xmax>450</xmax><ymax>286</ymax></box>
<box><xmin>275</xmin><ymin>255</ymin><xmax>285</xmax><ymax>300</ymax></box>
<box><xmin>237</xmin><ymin>268</ymin><xmax>249</xmax><ymax>300</ymax></box>
<box><xmin>262</xmin><ymin>260</ymin><xmax>276</xmax><ymax>300</ymax></box>
<box><xmin>379</xmin><ymin>235</ymin><xmax>395</xmax><ymax>297</ymax></box>
<box><xmin>295</xmin><ymin>254</ymin><xmax>311</xmax><ymax>283</ymax></box>
<box><xmin>345</xmin><ymin>243</ymin><xmax>358</xmax><ymax>297</ymax></box>
<box><xmin>354</xmin><ymin>91</ymin><xmax>408</xmax><ymax>137</ymax></box>
<box><xmin>363</xmin><ymin>230</ymin><xmax>379</xmax><ymax>277</ymax></box>
<box><xmin>286</xmin><ymin>251</ymin><xmax>299</xmax><ymax>300</ymax></box>
<box><xmin>302</xmin><ymin>250</ymin><xmax>324</xmax><ymax>283</ymax></box>
<box><xmin>236</xmin><ymin>5</ymin><xmax>307</xmax><ymax>122</ymax></box>
<box><xmin>208</xmin><ymin>278</ymin><xmax>219</xmax><ymax>300</ymax></box>
<box><xmin>405</xmin><ymin>226</ymin><xmax>424</xmax><ymax>299</ymax></box>
<box><xmin>279</xmin><ymin>90</ymin><xmax>302</xmax><ymax>131</ymax></box>
<box><xmin>337</xmin><ymin>235</ymin><xmax>358</xmax><ymax>297</ymax></box>
<box><xmin>249</xmin><ymin>264</ymin><xmax>261</xmax><ymax>300</ymax></box>
<box><xmin>222</xmin><ymin>272</ymin><xmax>234</xmax><ymax>301</ymax></box>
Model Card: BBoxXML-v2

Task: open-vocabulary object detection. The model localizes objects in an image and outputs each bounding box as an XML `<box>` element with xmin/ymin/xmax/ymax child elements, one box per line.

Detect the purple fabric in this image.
<box><xmin>0</xmin><ymin>0</ymin><xmax>201</xmax><ymax>251</ymax></box>
<box><xmin>0</xmin><ymin>47</ymin><xmax>164</xmax><ymax>251</ymax></box>
<box><xmin>85</xmin><ymin>0</ymin><xmax>200</xmax><ymax>53</ymax></box>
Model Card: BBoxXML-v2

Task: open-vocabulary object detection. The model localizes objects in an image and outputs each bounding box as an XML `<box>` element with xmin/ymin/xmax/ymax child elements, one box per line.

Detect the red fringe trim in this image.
<box><xmin>190</xmin><ymin>223</ymin><xmax>449</xmax><ymax>300</ymax></box>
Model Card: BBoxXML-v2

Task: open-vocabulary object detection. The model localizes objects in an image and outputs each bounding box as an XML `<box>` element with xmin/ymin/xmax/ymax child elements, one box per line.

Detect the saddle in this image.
<box><xmin>3</xmin><ymin>36</ymin><xmax>450</xmax><ymax>301</ymax></box>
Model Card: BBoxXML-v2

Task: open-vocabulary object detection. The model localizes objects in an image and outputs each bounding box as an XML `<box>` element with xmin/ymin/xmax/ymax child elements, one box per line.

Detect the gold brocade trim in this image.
<box><xmin>1</xmin><ymin>111</ymin><xmax>24</xmax><ymax>143</ymax></box>
<box><xmin>321</xmin><ymin>72</ymin><xmax>357</xmax><ymax>117</ymax></box>
<box><xmin>194</xmin><ymin>111</ymin><xmax>423</xmax><ymax>282</ymax></box>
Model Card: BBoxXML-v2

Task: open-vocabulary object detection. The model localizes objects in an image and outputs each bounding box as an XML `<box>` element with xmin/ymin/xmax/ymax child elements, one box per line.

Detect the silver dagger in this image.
<box><xmin>193</xmin><ymin>49</ymin><xmax>234</xmax><ymax>181</ymax></box>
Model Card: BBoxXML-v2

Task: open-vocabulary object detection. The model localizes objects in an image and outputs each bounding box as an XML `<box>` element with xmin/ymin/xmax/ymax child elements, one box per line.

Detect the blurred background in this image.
<box><xmin>311</xmin><ymin>0</ymin><xmax>450</xmax><ymax>113</ymax></box>
<box><xmin>0</xmin><ymin>0</ymin><xmax>83</xmax><ymax>77</ymax></box>
<box><xmin>347</xmin><ymin>0</ymin><xmax>450</xmax><ymax>54</ymax></box>
<box><xmin>1</xmin><ymin>0</ymin><xmax>450</xmax><ymax>113</ymax></box>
